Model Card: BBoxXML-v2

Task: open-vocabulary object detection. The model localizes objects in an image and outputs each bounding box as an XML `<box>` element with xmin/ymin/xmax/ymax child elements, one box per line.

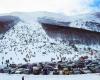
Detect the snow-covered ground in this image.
<box><xmin>0</xmin><ymin>73</ymin><xmax>100</xmax><ymax>80</ymax></box>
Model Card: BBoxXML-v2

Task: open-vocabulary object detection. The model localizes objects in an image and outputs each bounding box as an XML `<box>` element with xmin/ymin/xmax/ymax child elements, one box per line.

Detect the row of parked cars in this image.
<box><xmin>0</xmin><ymin>59</ymin><xmax>100</xmax><ymax>75</ymax></box>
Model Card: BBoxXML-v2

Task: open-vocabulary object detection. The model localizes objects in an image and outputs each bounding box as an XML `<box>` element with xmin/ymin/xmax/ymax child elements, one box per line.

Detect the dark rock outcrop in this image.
<box><xmin>0</xmin><ymin>16</ymin><xmax>20</xmax><ymax>33</ymax></box>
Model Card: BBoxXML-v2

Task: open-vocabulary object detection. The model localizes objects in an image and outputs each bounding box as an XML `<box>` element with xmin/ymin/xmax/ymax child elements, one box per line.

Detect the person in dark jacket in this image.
<box><xmin>22</xmin><ymin>76</ymin><xmax>24</xmax><ymax>80</ymax></box>
<box><xmin>42</xmin><ymin>68</ymin><xmax>49</xmax><ymax>75</ymax></box>
<box><xmin>8</xmin><ymin>69</ymin><xmax>11</xmax><ymax>74</ymax></box>
<box><xmin>58</xmin><ymin>64</ymin><xmax>63</xmax><ymax>70</ymax></box>
<box><xmin>53</xmin><ymin>68</ymin><xmax>59</xmax><ymax>75</ymax></box>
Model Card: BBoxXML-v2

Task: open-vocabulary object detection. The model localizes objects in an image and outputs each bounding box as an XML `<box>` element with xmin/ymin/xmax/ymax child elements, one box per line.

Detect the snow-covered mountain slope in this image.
<box><xmin>41</xmin><ymin>23</ymin><xmax>100</xmax><ymax>44</ymax></box>
<box><xmin>0</xmin><ymin>12</ymin><xmax>100</xmax><ymax>67</ymax></box>
<box><xmin>69</xmin><ymin>12</ymin><xmax>100</xmax><ymax>32</ymax></box>
<box><xmin>38</xmin><ymin>12</ymin><xmax>100</xmax><ymax>32</ymax></box>
<box><xmin>0</xmin><ymin>21</ymin><xmax>80</xmax><ymax>66</ymax></box>
<box><xmin>38</xmin><ymin>12</ymin><xmax>100</xmax><ymax>44</ymax></box>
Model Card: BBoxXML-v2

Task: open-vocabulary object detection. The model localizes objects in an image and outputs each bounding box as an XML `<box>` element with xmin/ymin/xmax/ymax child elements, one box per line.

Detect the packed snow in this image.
<box><xmin>0</xmin><ymin>73</ymin><xmax>100</xmax><ymax>80</ymax></box>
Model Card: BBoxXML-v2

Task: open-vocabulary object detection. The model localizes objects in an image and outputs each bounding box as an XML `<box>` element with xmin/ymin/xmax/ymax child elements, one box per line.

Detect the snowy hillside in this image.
<box><xmin>38</xmin><ymin>12</ymin><xmax>100</xmax><ymax>32</ymax></box>
<box><xmin>69</xmin><ymin>12</ymin><xmax>100</xmax><ymax>32</ymax></box>
<box><xmin>0</xmin><ymin>12</ymin><xmax>100</xmax><ymax>67</ymax></box>
<box><xmin>0</xmin><ymin>20</ymin><xmax>80</xmax><ymax>66</ymax></box>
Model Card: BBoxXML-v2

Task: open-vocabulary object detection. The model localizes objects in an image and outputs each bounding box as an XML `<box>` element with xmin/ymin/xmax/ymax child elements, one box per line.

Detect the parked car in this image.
<box><xmin>0</xmin><ymin>69</ymin><xmax>4</xmax><ymax>73</ymax></box>
<box><xmin>53</xmin><ymin>68</ymin><xmax>59</xmax><ymax>75</ymax></box>
<box><xmin>73</xmin><ymin>68</ymin><xmax>81</xmax><ymax>74</ymax></box>
<box><xmin>9</xmin><ymin>64</ymin><xmax>17</xmax><ymax>68</ymax></box>
<box><xmin>79</xmin><ymin>68</ymin><xmax>91</xmax><ymax>74</ymax></box>
<box><xmin>3</xmin><ymin>68</ymin><xmax>10</xmax><ymax>73</ymax></box>
<box><xmin>94</xmin><ymin>66</ymin><xmax>100</xmax><ymax>73</ymax></box>
<box><xmin>62</xmin><ymin>68</ymin><xmax>71</xmax><ymax>75</ymax></box>
<box><xmin>23</xmin><ymin>69</ymin><xmax>30</xmax><ymax>74</ymax></box>
<box><xmin>32</xmin><ymin>66</ymin><xmax>41</xmax><ymax>75</ymax></box>
<box><xmin>15</xmin><ymin>68</ymin><xmax>24</xmax><ymax>74</ymax></box>
<box><xmin>42</xmin><ymin>67</ymin><xmax>50</xmax><ymax>75</ymax></box>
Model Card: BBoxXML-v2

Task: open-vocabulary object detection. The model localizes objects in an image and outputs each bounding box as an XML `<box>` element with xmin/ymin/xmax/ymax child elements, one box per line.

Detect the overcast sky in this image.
<box><xmin>0</xmin><ymin>0</ymin><xmax>100</xmax><ymax>15</ymax></box>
